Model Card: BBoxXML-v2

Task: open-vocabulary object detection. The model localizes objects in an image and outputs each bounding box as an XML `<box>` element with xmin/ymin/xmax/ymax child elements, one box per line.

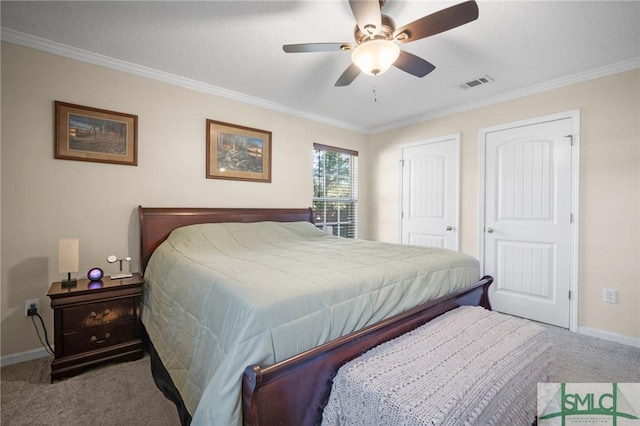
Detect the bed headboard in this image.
<box><xmin>138</xmin><ymin>206</ymin><xmax>315</xmax><ymax>274</ymax></box>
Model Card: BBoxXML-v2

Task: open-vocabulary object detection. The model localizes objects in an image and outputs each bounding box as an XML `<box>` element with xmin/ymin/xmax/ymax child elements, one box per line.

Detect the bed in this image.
<box><xmin>138</xmin><ymin>206</ymin><xmax>493</xmax><ymax>426</ymax></box>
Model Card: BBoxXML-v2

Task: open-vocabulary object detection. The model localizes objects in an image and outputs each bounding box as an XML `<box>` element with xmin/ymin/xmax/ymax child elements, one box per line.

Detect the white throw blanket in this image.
<box><xmin>322</xmin><ymin>306</ymin><xmax>555</xmax><ymax>426</ymax></box>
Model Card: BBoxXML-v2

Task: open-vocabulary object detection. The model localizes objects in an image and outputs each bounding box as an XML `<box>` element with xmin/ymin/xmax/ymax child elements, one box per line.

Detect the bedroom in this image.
<box><xmin>1</xmin><ymin>0</ymin><xmax>639</xmax><ymax>424</ymax></box>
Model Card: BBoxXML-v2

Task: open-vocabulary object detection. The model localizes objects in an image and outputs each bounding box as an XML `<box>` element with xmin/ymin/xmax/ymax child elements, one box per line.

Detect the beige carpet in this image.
<box><xmin>1</xmin><ymin>325</ymin><xmax>639</xmax><ymax>426</ymax></box>
<box><xmin>1</xmin><ymin>355</ymin><xmax>179</xmax><ymax>426</ymax></box>
<box><xmin>539</xmin><ymin>323</ymin><xmax>640</xmax><ymax>383</ymax></box>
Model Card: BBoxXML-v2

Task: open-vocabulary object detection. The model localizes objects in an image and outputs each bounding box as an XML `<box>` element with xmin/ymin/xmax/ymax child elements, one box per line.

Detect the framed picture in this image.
<box><xmin>206</xmin><ymin>119</ymin><xmax>272</xmax><ymax>183</ymax></box>
<box><xmin>55</xmin><ymin>101</ymin><xmax>138</xmax><ymax>166</ymax></box>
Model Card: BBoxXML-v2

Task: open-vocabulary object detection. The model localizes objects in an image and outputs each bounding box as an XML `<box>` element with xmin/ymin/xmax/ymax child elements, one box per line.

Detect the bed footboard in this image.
<box><xmin>242</xmin><ymin>276</ymin><xmax>493</xmax><ymax>426</ymax></box>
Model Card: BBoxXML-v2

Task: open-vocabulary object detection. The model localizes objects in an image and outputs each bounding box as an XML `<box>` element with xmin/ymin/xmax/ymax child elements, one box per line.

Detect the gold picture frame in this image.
<box><xmin>206</xmin><ymin>119</ymin><xmax>272</xmax><ymax>182</ymax></box>
<box><xmin>55</xmin><ymin>101</ymin><xmax>138</xmax><ymax>166</ymax></box>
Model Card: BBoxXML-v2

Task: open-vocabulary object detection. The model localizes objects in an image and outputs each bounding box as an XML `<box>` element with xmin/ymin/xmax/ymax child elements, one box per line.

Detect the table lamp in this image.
<box><xmin>59</xmin><ymin>238</ymin><xmax>79</xmax><ymax>288</ymax></box>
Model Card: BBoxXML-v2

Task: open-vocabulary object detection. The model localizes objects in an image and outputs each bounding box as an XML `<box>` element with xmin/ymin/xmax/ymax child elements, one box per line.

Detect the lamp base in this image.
<box><xmin>61</xmin><ymin>278</ymin><xmax>77</xmax><ymax>288</ymax></box>
<box><xmin>111</xmin><ymin>273</ymin><xmax>133</xmax><ymax>280</ymax></box>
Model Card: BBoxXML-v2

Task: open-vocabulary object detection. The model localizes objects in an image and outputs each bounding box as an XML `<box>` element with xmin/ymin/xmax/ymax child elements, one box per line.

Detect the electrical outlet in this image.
<box><xmin>604</xmin><ymin>288</ymin><xmax>617</xmax><ymax>304</ymax></box>
<box><xmin>25</xmin><ymin>298</ymin><xmax>39</xmax><ymax>316</ymax></box>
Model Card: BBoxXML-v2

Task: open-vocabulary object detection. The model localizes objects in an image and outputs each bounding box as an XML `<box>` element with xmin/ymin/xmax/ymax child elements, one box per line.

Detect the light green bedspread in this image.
<box><xmin>141</xmin><ymin>221</ymin><xmax>480</xmax><ymax>426</ymax></box>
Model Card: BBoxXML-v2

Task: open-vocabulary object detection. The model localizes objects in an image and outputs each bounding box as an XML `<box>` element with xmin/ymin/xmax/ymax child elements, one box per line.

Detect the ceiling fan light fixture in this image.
<box><xmin>351</xmin><ymin>39</ymin><xmax>400</xmax><ymax>76</ymax></box>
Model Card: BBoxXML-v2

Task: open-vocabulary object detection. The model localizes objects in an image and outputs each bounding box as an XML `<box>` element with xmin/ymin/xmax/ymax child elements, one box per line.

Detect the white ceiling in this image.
<box><xmin>2</xmin><ymin>1</ymin><xmax>639</xmax><ymax>133</ymax></box>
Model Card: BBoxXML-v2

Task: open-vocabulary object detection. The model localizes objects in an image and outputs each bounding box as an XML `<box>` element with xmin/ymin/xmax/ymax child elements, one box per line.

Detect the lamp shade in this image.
<box><xmin>351</xmin><ymin>39</ymin><xmax>400</xmax><ymax>76</ymax></box>
<box><xmin>58</xmin><ymin>239</ymin><xmax>79</xmax><ymax>274</ymax></box>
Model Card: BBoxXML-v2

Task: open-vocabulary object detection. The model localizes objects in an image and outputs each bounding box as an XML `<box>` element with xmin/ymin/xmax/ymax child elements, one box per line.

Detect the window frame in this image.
<box><xmin>312</xmin><ymin>143</ymin><xmax>358</xmax><ymax>238</ymax></box>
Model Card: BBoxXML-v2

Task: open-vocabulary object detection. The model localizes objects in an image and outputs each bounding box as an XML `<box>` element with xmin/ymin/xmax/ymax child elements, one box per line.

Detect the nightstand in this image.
<box><xmin>47</xmin><ymin>273</ymin><xmax>144</xmax><ymax>381</ymax></box>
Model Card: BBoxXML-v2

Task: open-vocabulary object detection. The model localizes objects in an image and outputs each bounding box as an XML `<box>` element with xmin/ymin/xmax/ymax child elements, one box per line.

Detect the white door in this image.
<box><xmin>401</xmin><ymin>135</ymin><xmax>459</xmax><ymax>250</ymax></box>
<box><xmin>482</xmin><ymin>116</ymin><xmax>576</xmax><ymax>328</ymax></box>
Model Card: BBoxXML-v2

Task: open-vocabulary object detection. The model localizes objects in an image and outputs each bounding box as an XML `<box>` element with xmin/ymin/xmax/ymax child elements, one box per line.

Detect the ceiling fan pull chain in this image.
<box><xmin>373</xmin><ymin>85</ymin><xmax>377</xmax><ymax>103</ymax></box>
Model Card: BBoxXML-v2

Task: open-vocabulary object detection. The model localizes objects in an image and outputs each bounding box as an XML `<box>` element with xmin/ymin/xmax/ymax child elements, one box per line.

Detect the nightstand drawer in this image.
<box><xmin>62</xmin><ymin>298</ymin><xmax>136</xmax><ymax>330</ymax></box>
<box><xmin>61</xmin><ymin>321</ymin><xmax>137</xmax><ymax>356</ymax></box>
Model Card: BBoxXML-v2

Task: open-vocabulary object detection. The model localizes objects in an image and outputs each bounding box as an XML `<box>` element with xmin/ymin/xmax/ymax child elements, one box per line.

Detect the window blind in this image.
<box><xmin>313</xmin><ymin>143</ymin><xmax>358</xmax><ymax>238</ymax></box>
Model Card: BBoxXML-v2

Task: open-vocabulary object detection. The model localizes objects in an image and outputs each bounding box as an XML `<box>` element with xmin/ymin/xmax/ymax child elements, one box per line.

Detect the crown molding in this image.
<box><xmin>370</xmin><ymin>57</ymin><xmax>640</xmax><ymax>134</ymax></box>
<box><xmin>3</xmin><ymin>28</ymin><xmax>638</xmax><ymax>136</ymax></box>
<box><xmin>0</xmin><ymin>28</ymin><xmax>368</xmax><ymax>134</ymax></box>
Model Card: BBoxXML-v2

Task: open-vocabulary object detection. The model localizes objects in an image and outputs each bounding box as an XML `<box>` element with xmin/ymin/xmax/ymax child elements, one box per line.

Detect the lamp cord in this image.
<box><xmin>31</xmin><ymin>313</ymin><xmax>54</xmax><ymax>356</ymax></box>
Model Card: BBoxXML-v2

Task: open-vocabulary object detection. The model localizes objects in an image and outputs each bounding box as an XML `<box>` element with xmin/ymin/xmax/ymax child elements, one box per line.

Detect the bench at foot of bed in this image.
<box><xmin>322</xmin><ymin>305</ymin><xmax>555</xmax><ymax>425</ymax></box>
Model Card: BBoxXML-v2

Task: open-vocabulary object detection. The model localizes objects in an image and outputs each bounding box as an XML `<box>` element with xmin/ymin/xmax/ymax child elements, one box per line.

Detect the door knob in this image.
<box><xmin>446</xmin><ymin>226</ymin><xmax>453</xmax><ymax>231</ymax></box>
<box><xmin>486</xmin><ymin>227</ymin><xmax>494</xmax><ymax>233</ymax></box>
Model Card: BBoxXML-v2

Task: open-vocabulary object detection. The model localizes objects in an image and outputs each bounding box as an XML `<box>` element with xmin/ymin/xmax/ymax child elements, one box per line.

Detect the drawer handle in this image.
<box><xmin>90</xmin><ymin>332</ymin><xmax>111</xmax><ymax>344</ymax></box>
<box><xmin>89</xmin><ymin>309</ymin><xmax>111</xmax><ymax>320</ymax></box>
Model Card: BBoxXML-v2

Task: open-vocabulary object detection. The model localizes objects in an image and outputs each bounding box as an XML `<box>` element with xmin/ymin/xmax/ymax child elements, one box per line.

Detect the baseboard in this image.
<box><xmin>578</xmin><ymin>326</ymin><xmax>640</xmax><ymax>348</ymax></box>
<box><xmin>0</xmin><ymin>347</ymin><xmax>52</xmax><ymax>368</ymax></box>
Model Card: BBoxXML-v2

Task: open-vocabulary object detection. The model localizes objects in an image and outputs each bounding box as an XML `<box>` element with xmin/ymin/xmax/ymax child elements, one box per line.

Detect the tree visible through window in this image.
<box><xmin>313</xmin><ymin>144</ymin><xmax>358</xmax><ymax>238</ymax></box>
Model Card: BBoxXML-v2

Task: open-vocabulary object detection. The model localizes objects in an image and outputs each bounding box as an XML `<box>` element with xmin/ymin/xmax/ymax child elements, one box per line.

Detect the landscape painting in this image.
<box><xmin>55</xmin><ymin>101</ymin><xmax>138</xmax><ymax>166</ymax></box>
<box><xmin>206</xmin><ymin>119</ymin><xmax>272</xmax><ymax>182</ymax></box>
<box><xmin>68</xmin><ymin>113</ymin><xmax>128</xmax><ymax>155</ymax></box>
<box><xmin>217</xmin><ymin>132</ymin><xmax>264</xmax><ymax>174</ymax></box>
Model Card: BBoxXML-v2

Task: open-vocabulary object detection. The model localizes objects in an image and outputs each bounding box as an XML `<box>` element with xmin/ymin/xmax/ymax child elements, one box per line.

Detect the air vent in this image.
<box><xmin>460</xmin><ymin>75</ymin><xmax>494</xmax><ymax>89</ymax></box>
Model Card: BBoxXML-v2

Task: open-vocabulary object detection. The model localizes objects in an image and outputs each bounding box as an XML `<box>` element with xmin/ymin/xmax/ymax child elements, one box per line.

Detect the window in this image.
<box><xmin>313</xmin><ymin>143</ymin><xmax>358</xmax><ymax>238</ymax></box>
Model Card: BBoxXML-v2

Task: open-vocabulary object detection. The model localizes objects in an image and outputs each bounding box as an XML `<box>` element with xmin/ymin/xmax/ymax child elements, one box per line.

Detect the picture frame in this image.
<box><xmin>55</xmin><ymin>101</ymin><xmax>138</xmax><ymax>166</ymax></box>
<box><xmin>206</xmin><ymin>119</ymin><xmax>272</xmax><ymax>183</ymax></box>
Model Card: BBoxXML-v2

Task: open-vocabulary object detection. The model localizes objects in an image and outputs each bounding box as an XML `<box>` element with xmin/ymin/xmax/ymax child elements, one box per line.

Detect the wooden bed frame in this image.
<box><xmin>138</xmin><ymin>206</ymin><xmax>493</xmax><ymax>426</ymax></box>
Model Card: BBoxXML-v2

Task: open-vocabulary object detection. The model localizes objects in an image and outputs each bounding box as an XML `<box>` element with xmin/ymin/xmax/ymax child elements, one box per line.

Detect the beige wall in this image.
<box><xmin>368</xmin><ymin>69</ymin><xmax>640</xmax><ymax>340</ymax></box>
<box><xmin>2</xmin><ymin>42</ymin><xmax>638</xmax><ymax>359</ymax></box>
<box><xmin>0</xmin><ymin>42</ymin><xmax>369</xmax><ymax>357</ymax></box>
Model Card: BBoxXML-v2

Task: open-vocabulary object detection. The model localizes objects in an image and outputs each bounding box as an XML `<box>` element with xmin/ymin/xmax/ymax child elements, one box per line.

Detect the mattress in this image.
<box><xmin>141</xmin><ymin>221</ymin><xmax>480</xmax><ymax>426</ymax></box>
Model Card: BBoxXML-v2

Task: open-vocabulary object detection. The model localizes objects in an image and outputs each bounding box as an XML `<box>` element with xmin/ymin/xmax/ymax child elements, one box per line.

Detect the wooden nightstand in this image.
<box><xmin>47</xmin><ymin>273</ymin><xmax>144</xmax><ymax>381</ymax></box>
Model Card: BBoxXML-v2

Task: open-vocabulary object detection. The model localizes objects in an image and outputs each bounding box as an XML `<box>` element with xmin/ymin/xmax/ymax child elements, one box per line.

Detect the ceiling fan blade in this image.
<box><xmin>394</xmin><ymin>0</ymin><xmax>479</xmax><ymax>43</ymax></box>
<box><xmin>393</xmin><ymin>50</ymin><xmax>436</xmax><ymax>78</ymax></box>
<box><xmin>283</xmin><ymin>43</ymin><xmax>353</xmax><ymax>53</ymax></box>
<box><xmin>335</xmin><ymin>63</ymin><xmax>361</xmax><ymax>87</ymax></box>
<box><xmin>349</xmin><ymin>0</ymin><xmax>382</xmax><ymax>36</ymax></box>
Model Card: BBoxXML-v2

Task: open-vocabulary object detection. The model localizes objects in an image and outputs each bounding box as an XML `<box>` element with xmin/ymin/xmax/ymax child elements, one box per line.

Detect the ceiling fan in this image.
<box><xmin>283</xmin><ymin>0</ymin><xmax>479</xmax><ymax>86</ymax></box>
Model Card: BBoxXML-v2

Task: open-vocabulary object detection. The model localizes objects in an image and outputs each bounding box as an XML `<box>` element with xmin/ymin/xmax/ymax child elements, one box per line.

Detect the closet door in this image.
<box><xmin>401</xmin><ymin>135</ymin><xmax>459</xmax><ymax>250</ymax></box>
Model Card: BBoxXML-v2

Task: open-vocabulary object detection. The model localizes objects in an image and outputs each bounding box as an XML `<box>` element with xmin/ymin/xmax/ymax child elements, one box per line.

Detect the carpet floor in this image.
<box><xmin>1</xmin><ymin>325</ymin><xmax>638</xmax><ymax>425</ymax></box>
<box><xmin>1</xmin><ymin>354</ymin><xmax>179</xmax><ymax>426</ymax></box>
<box><xmin>540</xmin><ymin>323</ymin><xmax>640</xmax><ymax>384</ymax></box>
